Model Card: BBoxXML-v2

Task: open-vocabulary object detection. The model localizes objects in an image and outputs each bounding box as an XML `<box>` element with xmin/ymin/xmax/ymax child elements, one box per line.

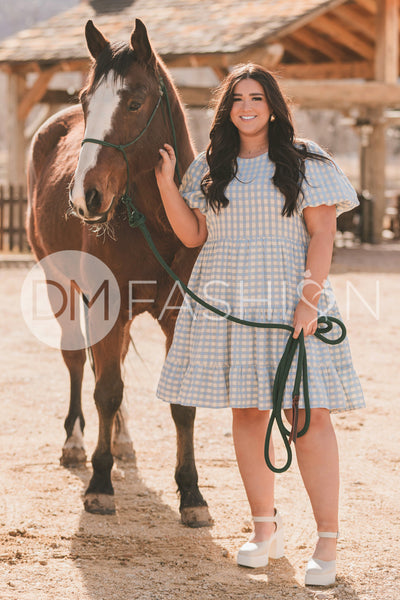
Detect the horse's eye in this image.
<box><xmin>128</xmin><ymin>101</ymin><xmax>141</xmax><ymax>112</ymax></box>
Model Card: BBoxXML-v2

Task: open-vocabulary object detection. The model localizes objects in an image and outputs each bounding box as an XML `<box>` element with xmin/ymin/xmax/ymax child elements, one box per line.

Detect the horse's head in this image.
<box><xmin>69</xmin><ymin>19</ymin><xmax>169</xmax><ymax>224</ymax></box>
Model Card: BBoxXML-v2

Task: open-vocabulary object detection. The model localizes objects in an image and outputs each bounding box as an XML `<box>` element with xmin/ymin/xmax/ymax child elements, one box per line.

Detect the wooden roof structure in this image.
<box><xmin>0</xmin><ymin>0</ymin><xmax>399</xmax><ymax>242</ymax></box>
<box><xmin>0</xmin><ymin>1</ymin><xmax>398</xmax><ymax>86</ymax></box>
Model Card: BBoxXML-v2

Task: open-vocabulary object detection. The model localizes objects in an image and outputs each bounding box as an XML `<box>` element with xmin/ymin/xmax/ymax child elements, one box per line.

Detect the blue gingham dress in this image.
<box><xmin>157</xmin><ymin>140</ymin><xmax>365</xmax><ymax>412</ymax></box>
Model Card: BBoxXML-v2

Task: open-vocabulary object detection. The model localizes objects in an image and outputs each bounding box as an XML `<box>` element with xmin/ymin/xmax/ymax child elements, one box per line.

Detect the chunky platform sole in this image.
<box><xmin>237</xmin><ymin>510</ymin><xmax>284</xmax><ymax>568</ymax></box>
<box><xmin>305</xmin><ymin>532</ymin><xmax>338</xmax><ymax>586</ymax></box>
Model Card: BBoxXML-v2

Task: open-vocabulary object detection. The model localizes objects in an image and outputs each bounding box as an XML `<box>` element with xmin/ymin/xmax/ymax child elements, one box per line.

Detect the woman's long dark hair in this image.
<box><xmin>201</xmin><ymin>63</ymin><xmax>328</xmax><ymax>216</ymax></box>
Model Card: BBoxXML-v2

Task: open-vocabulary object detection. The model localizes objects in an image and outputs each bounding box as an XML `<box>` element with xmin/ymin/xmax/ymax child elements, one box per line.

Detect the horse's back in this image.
<box><xmin>27</xmin><ymin>105</ymin><xmax>85</xmax><ymax>258</ymax></box>
<box><xmin>29</xmin><ymin>104</ymin><xmax>83</xmax><ymax>184</ymax></box>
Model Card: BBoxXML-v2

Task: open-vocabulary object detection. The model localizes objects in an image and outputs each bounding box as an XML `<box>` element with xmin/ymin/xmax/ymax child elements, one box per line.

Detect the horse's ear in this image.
<box><xmin>130</xmin><ymin>19</ymin><xmax>156</xmax><ymax>69</ymax></box>
<box><xmin>85</xmin><ymin>20</ymin><xmax>110</xmax><ymax>59</ymax></box>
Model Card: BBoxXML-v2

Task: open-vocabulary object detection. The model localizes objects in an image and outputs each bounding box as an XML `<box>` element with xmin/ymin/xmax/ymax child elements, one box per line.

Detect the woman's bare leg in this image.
<box><xmin>285</xmin><ymin>407</ymin><xmax>339</xmax><ymax>560</ymax></box>
<box><xmin>232</xmin><ymin>408</ymin><xmax>276</xmax><ymax>541</ymax></box>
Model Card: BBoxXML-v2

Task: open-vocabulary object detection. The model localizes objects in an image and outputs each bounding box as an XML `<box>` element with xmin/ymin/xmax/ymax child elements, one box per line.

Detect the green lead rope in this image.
<box><xmin>81</xmin><ymin>76</ymin><xmax>347</xmax><ymax>473</ymax></box>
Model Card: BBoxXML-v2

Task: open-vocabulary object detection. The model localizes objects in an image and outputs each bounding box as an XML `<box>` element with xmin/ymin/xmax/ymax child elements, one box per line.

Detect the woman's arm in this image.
<box><xmin>155</xmin><ymin>144</ymin><xmax>208</xmax><ymax>248</ymax></box>
<box><xmin>292</xmin><ymin>204</ymin><xmax>336</xmax><ymax>339</ymax></box>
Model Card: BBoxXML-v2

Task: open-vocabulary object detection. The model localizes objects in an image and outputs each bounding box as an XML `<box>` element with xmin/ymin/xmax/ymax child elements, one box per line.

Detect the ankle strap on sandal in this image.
<box><xmin>253</xmin><ymin>509</ymin><xmax>280</xmax><ymax>524</ymax></box>
<box><xmin>318</xmin><ymin>531</ymin><xmax>339</xmax><ymax>539</ymax></box>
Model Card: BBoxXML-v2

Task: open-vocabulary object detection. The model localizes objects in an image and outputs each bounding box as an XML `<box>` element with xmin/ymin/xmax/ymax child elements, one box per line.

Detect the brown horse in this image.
<box><xmin>27</xmin><ymin>19</ymin><xmax>212</xmax><ymax>527</ymax></box>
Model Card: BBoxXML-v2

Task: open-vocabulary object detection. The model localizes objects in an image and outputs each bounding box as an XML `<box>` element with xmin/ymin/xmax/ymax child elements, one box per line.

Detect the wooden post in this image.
<box><xmin>364</xmin><ymin>108</ymin><xmax>386</xmax><ymax>243</ymax></box>
<box><xmin>7</xmin><ymin>72</ymin><xmax>27</xmax><ymax>188</ymax></box>
<box><xmin>18</xmin><ymin>185</ymin><xmax>25</xmax><ymax>251</ymax></box>
<box><xmin>367</xmin><ymin>0</ymin><xmax>399</xmax><ymax>242</ymax></box>
<box><xmin>375</xmin><ymin>0</ymin><xmax>399</xmax><ymax>84</ymax></box>
<box><xmin>0</xmin><ymin>185</ymin><xmax>3</xmax><ymax>251</ymax></box>
<box><xmin>9</xmin><ymin>185</ymin><xmax>14</xmax><ymax>251</ymax></box>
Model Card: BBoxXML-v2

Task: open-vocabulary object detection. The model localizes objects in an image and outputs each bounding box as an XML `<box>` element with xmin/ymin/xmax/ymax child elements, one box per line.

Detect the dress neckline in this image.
<box><xmin>237</xmin><ymin>151</ymin><xmax>269</xmax><ymax>161</ymax></box>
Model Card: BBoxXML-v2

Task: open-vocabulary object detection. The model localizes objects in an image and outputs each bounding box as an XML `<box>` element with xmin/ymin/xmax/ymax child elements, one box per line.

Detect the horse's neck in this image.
<box><xmin>173</xmin><ymin>104</ymin><xmax>196</xmax><ymax>173</ymax></box>
<box><xmin>133</xmin><ymin>170</ymin><xmax>179</xmax><ymax>237</ymax></box>
<box><xmin>132</xmin><ymin>69</ymin><xmax>197</xmax><ymax>239</ymax></box>
<box><xmin>159</xmin><ymin>68</ymin><xmax>196</xmax><ymax>172</ymax></box>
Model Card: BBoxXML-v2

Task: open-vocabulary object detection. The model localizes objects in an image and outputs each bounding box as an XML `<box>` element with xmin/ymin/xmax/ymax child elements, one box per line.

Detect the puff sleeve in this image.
<box><xmin>297</xmin><ymin>140</ymin><xmax>359</xmax><ymax>217</ymax></box>
<box><xmin>179</xmin><ymin>151</ymin><xmax>209</xmax><ymax>214</ymax></box>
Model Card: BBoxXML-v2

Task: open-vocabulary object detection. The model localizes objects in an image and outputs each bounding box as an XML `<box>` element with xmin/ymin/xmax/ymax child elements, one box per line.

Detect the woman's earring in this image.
<box><xmin>270</xmin><ymin>114</ymin><xmax>276</xmax><ymax>122</ymax></box>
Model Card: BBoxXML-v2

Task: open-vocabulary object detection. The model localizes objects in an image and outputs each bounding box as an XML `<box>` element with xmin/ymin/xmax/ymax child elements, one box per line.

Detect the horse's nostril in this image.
<box><xmin>85</xmin><ymin>188</ymin><xmax>102</xmax><ymax>212</ymax></box>
<box><xmin>78</xmin><ymin>208</ymin><xmax>85</xmax><ymax>217</ymax></box>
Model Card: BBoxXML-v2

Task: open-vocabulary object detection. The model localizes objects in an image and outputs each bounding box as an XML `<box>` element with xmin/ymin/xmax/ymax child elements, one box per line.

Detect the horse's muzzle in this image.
<box><xmin>69</xmin><ymin>192</ymin><xmax>116</xmax><ymax>224</ymax></box>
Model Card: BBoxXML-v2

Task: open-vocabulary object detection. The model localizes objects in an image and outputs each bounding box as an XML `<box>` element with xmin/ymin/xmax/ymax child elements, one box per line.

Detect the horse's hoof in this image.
<box><xmin>84</xmin><ymin>493</ymin><xmax>116</xmax><ymax>515</ymax></box>
<box><xmin>180</xmin><ymin>506</ymin><xmax>214</xmax><ymax>528</ymax></box>
<box><xmin>60</xmin><ymin>446</ymin><xmax>87</xmax><ymax>467</ymax></box>
<box><xmin>111</xmin><ymin>441</ymin><xmax>136</xmax><ymax>462</ymax></box>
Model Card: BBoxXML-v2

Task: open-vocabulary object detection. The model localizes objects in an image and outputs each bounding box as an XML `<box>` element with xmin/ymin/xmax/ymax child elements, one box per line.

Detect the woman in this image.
<box><xmin>154</xmin><ymin>63</ymin><xmax>364</xmax><ymax>586</ymax></box>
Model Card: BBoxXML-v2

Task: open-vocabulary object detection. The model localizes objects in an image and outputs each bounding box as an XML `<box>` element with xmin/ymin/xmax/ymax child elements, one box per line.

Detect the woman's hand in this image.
<box><xmin>155</xmin><ymin>143</ymin><xmax>177</xmax><ymax>186</ymax></box>
<box><xmin>292</xmin><ymin>299</ymin><xmax>318</xmax><ymax>339</ymax></box>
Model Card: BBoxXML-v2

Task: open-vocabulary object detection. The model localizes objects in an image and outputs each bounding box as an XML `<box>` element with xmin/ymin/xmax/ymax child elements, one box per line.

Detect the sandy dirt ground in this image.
<box><xmin>0</xmin><ymin>243</ymin><xmax>399</xmax><ymax>600</ymax></box>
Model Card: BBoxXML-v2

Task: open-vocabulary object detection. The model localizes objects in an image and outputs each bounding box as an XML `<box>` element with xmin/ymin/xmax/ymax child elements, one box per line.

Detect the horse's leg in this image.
<box><xmin>60</xmin><ymin>348</ymin><xmax>87</xmax><ymax>466</ymax></box>
<box><xmin>170</xmin><ymin>403</ymin><xmax>213</xmax><ymax>527</ymax></box>
<box><xmin>84</xmin><ymin>320</ymin><xmax>125</xmax><ymax>514</ymax></box>
<box><xmin>40</xmin><ymin>268</ymin><xmax>88</xmax><ymax>466</ymax></box>
<box><xmin>160</xmin><ymin>321</ymin><xmax>213</xmax><ymax>528</ymax></box>
<box><xmin>111</xmin><ymin>320</ymin><xmax>135</xmax><ymax>461</ymax></box>
<box><xmin>111</xmin><ymin>399</ymin><xmax>135</xmax><ymax>461</ymax></box>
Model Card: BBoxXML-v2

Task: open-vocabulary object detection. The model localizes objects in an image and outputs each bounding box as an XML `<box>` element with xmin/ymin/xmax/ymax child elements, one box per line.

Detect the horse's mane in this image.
<box><xmin>80</xmin><ymin>41</ymin><xmax>178</xmax><ymax>100</ymax></box>
<box><xmin>80</xmin><ymin>42</ymin><xmax>137</xmax><ymax>98</ymax></box>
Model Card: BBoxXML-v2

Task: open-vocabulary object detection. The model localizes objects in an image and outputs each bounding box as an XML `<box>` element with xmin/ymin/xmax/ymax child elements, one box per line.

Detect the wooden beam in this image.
<box><xmin>375</xmin><ymin>0</ymin><xmax>399</xmax><ymax>83</ymax></box>
<box><xmin>281</xmin><ymin>38</ymin><xmax>318</xmax><ymax>63</ymax></box>
<box><xmin>40</xmin><ymin>89</ymin><xmax>80</xmax><ymax>105</ymax></box>
<box><xmin>355</xmin><ymin>0</ymin><xmax>377</xmax><ymax>14</ymax></box>
<box><xmin>58</xmin><ymin>59</ymin><xmax>91</xmax><ymax>73</ymax></box>
<box><xmin>18</xmin><ymin>66</ymin><xmax>58</xmax><ymax>120</ymax></box>
<box><xmin>269</xmin><ymin>0</ymin><xmax>349</xmax><ymax>40</ymax></box>
<box><xmin>333</xmin><ymin>4</ymin><xmax>375</xmax><ymax>39</ymax></box>
<box><xmin>0</xmin><ymin>59</ymin><xmax>90</xmax><ymax>76</ymax></box>
<box><xmin>310</xmin><ymin>15</ymin><xmax>375</xmax><ymax>59</ymax></box>
<box><xmin>233</xmin><ymin>43</ymin><xmax>285</xmax><ymax>69</ymax></box>
<box><xmin>289</xmin><ymin>28</ymin><xmax>349</xmax><ymax>62</ymax></box>
<box><xmin>278</xmin><ymin>61</ymin><xmax>374</xmax><ymax>80</ymax></box>
<box><xmin>164</xmin><ymin>53</ymin><xmax>229</xmax><ymax>69</ymax></box>
<box><xmin>212</xmin><ymin>66</ymin><xmax>228</xmax><ymax>81</ymax></box>
<box><xmin>279</xmin><ymin>80</ymin><xmax>400</xmax><ymax>109</ymax></box>
<box><xmin>178</xmin><ymin>86</ymin><xmax>213</xmax><ymax>108</ymax></box>
<box><xmin>176</xmin><ymin>80</ymin><xmax>400</xmax><ymax>110</ymax></box>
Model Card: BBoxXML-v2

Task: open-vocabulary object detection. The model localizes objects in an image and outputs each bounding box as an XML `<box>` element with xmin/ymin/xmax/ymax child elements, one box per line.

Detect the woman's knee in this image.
<box><xmin>308</xmin><ymin>408</ymin><xmax>332</xmax><ymax>432</ymax></box>
<box><xmin>284</xmin><ymin>407</ymin><xmax>331</xmax><ymax>433</ymax></box>
<box><xmin>232</xmin><ymin>407</ymin><xmax>269</xmax><ymax>427</ymax></box>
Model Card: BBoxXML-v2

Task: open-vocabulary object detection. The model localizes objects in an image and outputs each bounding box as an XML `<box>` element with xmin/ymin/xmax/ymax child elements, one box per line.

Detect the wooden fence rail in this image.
<box><xmin>0</xmin><ymin>184</ymin><xmax>398</xmax><ymax>253</ymax></box>
<box><xmin>0</xmin><ymin>185</ymin><xmax>28</xmax><ymax>252</ymax></box>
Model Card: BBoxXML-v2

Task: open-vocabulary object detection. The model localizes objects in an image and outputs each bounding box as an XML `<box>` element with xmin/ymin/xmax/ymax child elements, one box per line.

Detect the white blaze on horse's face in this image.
<box><xmin>70</xmin><ymin>73</ymin><xmax>123</xmax><ymax>218</ymax></box>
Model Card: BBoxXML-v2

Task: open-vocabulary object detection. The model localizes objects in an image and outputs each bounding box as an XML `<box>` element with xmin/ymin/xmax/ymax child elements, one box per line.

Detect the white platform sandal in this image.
<box><xmin>237</xmin><ymin>509</ymin><xmax>284</xmax><ymax>568</ymax></box>
<box><xmin>305</xmin><ymin>531</ymin><xmax>339</xmax><ymax>586</ymax></box>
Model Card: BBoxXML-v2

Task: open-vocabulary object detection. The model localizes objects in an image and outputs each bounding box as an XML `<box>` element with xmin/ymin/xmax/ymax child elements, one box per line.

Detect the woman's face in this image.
<box><xmin>229</xmin><ymin>78</ymin><xmax>272</xmax><ymax>141</ymax></box>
